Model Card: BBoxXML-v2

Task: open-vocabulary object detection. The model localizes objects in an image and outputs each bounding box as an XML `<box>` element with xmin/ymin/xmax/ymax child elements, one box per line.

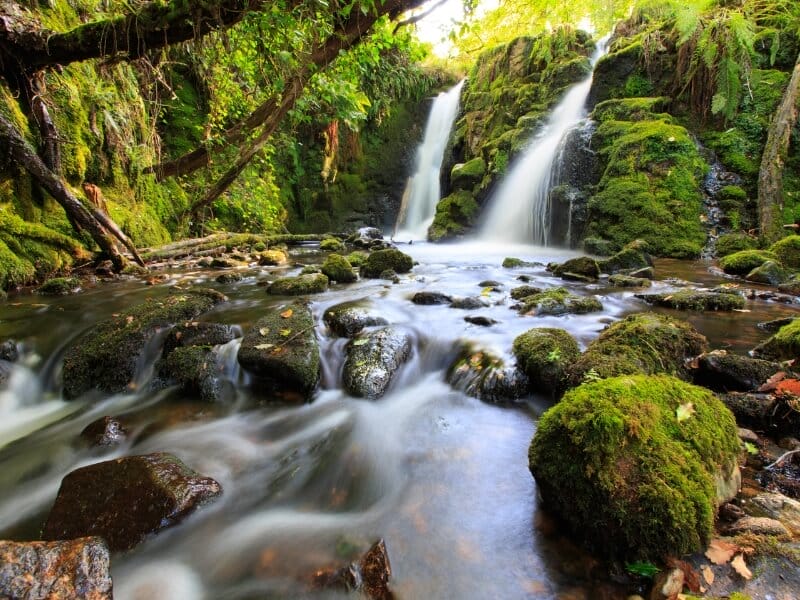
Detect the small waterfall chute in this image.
<box><xmin>478</xmin><ymin>39</ymin><xmax>608</xmax><ymax>245</ymax></box>
<box><xmin>394</xmin><ymin>80</ymin><xmax>465</xmax><ymax>240</ymax></box>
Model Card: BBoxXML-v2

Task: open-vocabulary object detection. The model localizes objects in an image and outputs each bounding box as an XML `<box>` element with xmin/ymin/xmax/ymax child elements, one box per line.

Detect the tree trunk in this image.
<box><xmin>0</xmin><ymin>112</ymin><xmax>128</xmax><ymax>270</ymax></box>
<box><xmin>758</xmin><ymin>51</ymin><xmax>800</xmax><ymax>243</ymax></box>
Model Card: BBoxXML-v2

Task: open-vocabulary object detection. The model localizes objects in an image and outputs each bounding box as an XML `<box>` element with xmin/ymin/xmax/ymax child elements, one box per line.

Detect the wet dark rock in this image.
<box><xmin>411</xmin><ymin>291</ymin><xmax>452</xmax><ymax>305</ymax></box>
<box><xmin>343</xmin><ymin>327</ymin><xmax>412</xmax><ymax>399</ymax></box>
<box><xmin>311</xmin><ymin>539</ymin><xmax>393</xmax><ymax>599</ymax></box>
<box><xmin>464</xmin><ymin>315</ymin><xmax>498</xmax><ymax>327</ymax></box>
<box><xmin>477</xmin><ymin>280</ymin><xmax>502</xmax><ymax>288</ymax></box>
<box><xmin>745</xmin><ymin>260</ymin><xmax>789</xmax><ymax>286</ymax></box>
<box><xmin>629</xmin><ymin>266</ymin><xmax>655</xmax><ymax>279</ymax></box>
<box><xmin>158</xmin><ymin>345</ymin><xmax>228</xmax><ymax>402</ymax></box>
<box><xmin>321</xmin><ymin>254</ymin><xmax>357</xmax><ymax>283</ymax></box>
<box><xmin>323</xmin><ymin>301</ymin><xmax>389</xmax><ymax>338</ymax></box>
<box><xmin>449</xmin><ymin>296</ymin><xmax>488</xmax><ymax>310</ymax></box>
<box><xmin>360</xmin><ymin>249</ymin><xmax>413</xmax><ymax>278</ymax></box>
<box><xmin>0</xmin><ymin>360</ymin><xmax>12</xmax><ymax>388</ymax></box>
<box><xmin>0</xmin><ymin>339</ymin><xmax>18</xmax><ymax>362</ymax></box>
<box><xmin>512</xmin><ymin>328</ymin><xmax>580</xmax><ymax>397</ymax></box>
<box><xmin>238</xmin><ymin>301</ymin><xmax>320</xmax><ymax>398</ymax></box>
<box><xmin>516</xmin><ymin>274</ymin><xmax>534</xmax><ymax>282</ymax></box>
<box><xmin>635</xmin><ymin>290</ymin><xmax>745</xmax><ymax>311</ymax></box>
<box><xmin>719</xmin><ymin>502</ymin><xmax>747</xmax><ymax>522</ymax></box>
<box><xmin>719</xmin><ymin>392</ymin><xmax>800</xmax><ymax>437</ymax></box>
<box><xmin>61</xmin><ymin>289</ymin><xmax>226</xmax><ymax>400</ymax></box>
<box><xmin>215</xmin><ymin>272</ymin><xmax>243</xmax><ymax>284</ymax></box>
<box><xmin>551</xmin><ymin>256</ymin><xmax>600</xmax><ymax>280</ymax></box>
<box><xmin>447</xmin><ymin>345</ymin><xmax>529</xmax><ymax>403</ymax></box>
<box><xmin>37</xmin><ymin>277</ymin><xmax>81</xmax><ymax>296</ymax></box>
<box><xmin>42</xmin><ymin>453</ymin><xmax>222</xmax><ymax>552</ymax></box>
<box><xmin>509</xmin><ymin>285</ymin><xmax>543</xmax><ymax>300</ymax></box>
<box><xmin>349</xmin><ymin>227</ymin><xmax>383</xmax><ymax>248</ymax></box>
<box><xmin>608</xmin><ymin>274</ymin><xmax>651</xmax><ymax>288</ymax></box>
<box><xmin>80</xmin><ymin>416</ymin><xmax>128</xmax><ymax>447</ymax></box>
<box><xmin>0</xmin><ymin>537</ymin><xmax>112</xmax><ymax>600</ymax></box>
<box><xmin>163</xmin><ymin>322</ymin><xmax>238</xmax><ymax>355</ymax></box>
<box><xmin>757</xmin><ymin>317</ymin><xmax>796</xmax><ymax>332</ymax></box>
<box><xmin>267</xmin><ymin>273</ymin><xmax>329</xmax><ymax>295</ymax></box>
<box><xmin>691</xmin><ymin>350</ymin><xmax>783</xmax><ymax>392</ymax></box>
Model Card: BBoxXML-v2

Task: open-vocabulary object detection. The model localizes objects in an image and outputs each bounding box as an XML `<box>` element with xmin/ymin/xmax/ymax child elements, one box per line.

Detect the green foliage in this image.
<box><xmin>625</xmin><ymin>561</ymin><xmax>661</xmax><ymax>578</ymax></box>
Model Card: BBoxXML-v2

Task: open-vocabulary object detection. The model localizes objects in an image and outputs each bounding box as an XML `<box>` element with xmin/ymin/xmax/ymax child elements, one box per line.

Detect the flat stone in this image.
<box><xmin>747</xmin><ymin>492</ymin><xmax>800</xmax><ymax>535</ymax></box>
<box><xmin>725</xmin><ymin>516</ymin><xmax>790</xmax><ymax>536</ymax></box>
<box><xmin>737</xmin><ymin>427</ymin><xmax>759</xmax><ymax>443</ymax></box>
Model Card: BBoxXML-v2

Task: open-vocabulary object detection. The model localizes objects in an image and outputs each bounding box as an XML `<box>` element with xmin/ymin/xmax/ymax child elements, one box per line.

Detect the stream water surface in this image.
<box><xmin>0</xmin><ymin>241</ymin><xmax>798</xmax><ymax>599</ymax></box>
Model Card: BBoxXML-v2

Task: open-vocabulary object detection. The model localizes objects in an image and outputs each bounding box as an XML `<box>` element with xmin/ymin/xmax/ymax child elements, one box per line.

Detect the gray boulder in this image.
<box><xmin>343</xmin><ymin>327</ymin><xmax>412</xmax><ymax>399</ymax></box>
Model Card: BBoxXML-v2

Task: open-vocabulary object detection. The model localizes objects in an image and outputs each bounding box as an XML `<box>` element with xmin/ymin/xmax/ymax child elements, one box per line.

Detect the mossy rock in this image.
<box><xmin>321</xmin><ymin>254</ymin><xmax>357</xmax><ymax>283</ymax></box>
<box><xmin>503</xmin><ymin>257</ymin><xmax>537</xmax><ymax>269</ymax></box>
<box><xmin>608</xmin><ymin>274</ymin><xmax>651</xmax><ymax>288</ymax></box>
<box><xmin>157</xmin><ymin>345</ymin><xmax>225</xmax><ymax>402</ymax></box>
<box><xmin>752</xmin><ymin>319</ymin><xmax>800</xmax><ymax>361</ymax></box>
<box><xmin>360</xmin><ymin>249</ymin><xmax>413</xmax><ymax>278</ymax></box>
<box><xmin>590</xmin><ymin>97</ymin><xmax>670</xmax><ymax>123</ymax></box>
<box><xmin>61</xmin><ymin>289</ymin><xmax>226</xmax><ymax>399</ymax></box>
<box><xmin>519</xmin><ymin>287</ymin><xmax>603</xmax><ymax>316</ymax></box>
<box><xmin>715</xmin><ymin>232</ymin><xmax>758</xmax><ymax>257</ymax></box>
<box><xmin>529</xmin><ymin>375</ymin><xmax>740</xmax><ymax>560</ymax></box>
<box><xmin>162</xmin><ymin>322</ymin><xmax>238</xmax><ymax>355</ymax></box>
<box><xmin>552</xmin><ymin>256</ymin><xmax>600</xmax><ymax>280</ymax></box>
<box><xmin>342</xmin><ymin>327</ymin><xmax>412</xmax><ymax>399</ymax></box>
<box><xmin>510</xmin><ymin>285</ymin><xmax>543</xmax><ymax>300</ymax></box>
<box><xmin>719</xmin><ymin>250</ymin><xmax>778</xmax><ymax>275</ymax></box>
<box><xmin>259</xmin><ymin>249</ymin><xmax>288</xmax><ymax>266</ymax></box>
<box><xmin>745</xmin><ymin>261</ymin><xmax>789</xmax><ymax>286</ymax></box>
<box><xmin>267</xmin><ymin>273</ymin><xmax>329</xmax><ymax>295</ymax></box>
<box><xmin>597</xmin><ymin>244</ymin><xmax>652</xmax><ymax>274</ymax></box>
<box><xmin>320</xmin><ymin>237</ymin><xmax>345</xmax><ymax>252</ymax></box>
<box><xmin>565</xmin><ymin>313</ymin><xmax>707</xmax><ymax>389</ymax></box>
<box><xmin>512</xmin><ymin>328</ymin><xmax>580</xmax><ymax>396</ymax></box>
<box><xmin>692</xmin><ymin>350</ymin><xmax>783</xmax><ymax>393</ymax></box>
<box><xmin>215</xmin><ymin>272</ymin><xmax>243</xmax><ymax>284</ymax></box>
<box><xmin>635</xmin><ymin>290</ymin><xmax>746</xmax><ymax>311</ymax></box>
<box><xmin>450</xmin><ymin>157</ymin><xmax>486</xmax><ymax>191</ymax></box>
<box><xmin>446</xmin><ymin>344</ymin><xmax>529</xmax><ymax>403</ymax></box>
<box><xmin>769</xmin><ymin>236</ymin><xmax>800</xmax><ymax>270</ymax></box>
<box><xmin>37</xmin><ymin>277</ymin><xmax>81</xmax><ymax>296</ymax></box>
<box><xmin>237</xmin><ymin>301</ymin><xmax>320</xmax><ymax>398</ymax></box>
<box><xmin>345</xmin><ymin>251</ymin><xmax>369</xmax><ymax>267</ymax></box>
<box><xmin>428</xmin><ymin>190</ymin><xmax>480</xmax><ymax>242</ymax></box>
<box><xmin>322</xmin><ymin>301</ymin><xmax>389</xmax><ymax>338</ymax></box>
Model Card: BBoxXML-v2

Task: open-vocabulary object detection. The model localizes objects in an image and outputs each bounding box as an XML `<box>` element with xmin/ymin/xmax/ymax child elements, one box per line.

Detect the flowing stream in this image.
<box><xmin>0</xmin><ymin>242</ymin><xmax>798</xmax><ymax>599</ymax></box>
<box><xmin>479</xmin><ymin>40</ymin><xmax>608</xmax><ymax>245</ymax></box>
<box><xmin>394</xmin><ymin>80</ymin><xmax>465</xmax><ymax>240</ymax></box>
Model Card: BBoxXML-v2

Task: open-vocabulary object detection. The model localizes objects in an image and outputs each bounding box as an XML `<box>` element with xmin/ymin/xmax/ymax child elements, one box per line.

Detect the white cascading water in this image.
<box><xmin>479</xmin><ymin>39</ymin><xmax>608</xmax><ymax>245</ymax></box>
<box><xmin>394</xmin><ymin>80</ymin><xmax>465</xmax><ymax>240</ymax></box>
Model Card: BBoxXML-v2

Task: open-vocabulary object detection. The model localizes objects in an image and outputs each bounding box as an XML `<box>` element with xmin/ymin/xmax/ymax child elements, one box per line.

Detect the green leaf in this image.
<box><xmin>676</xmin><ymin>402</ymin><xmax>696</xmax><ymax>422</ymax></box>
<box><xmin>352</xmin><ymin>338</ymin><xmax>368</xmax><ymax>346</ymax></box>
<box><xmin>744</xmin><ymin>441</ymin><xmax>759</xmax><ymax>455</ymax></box>
<box><xmin>625</xmin><ymin>561</ymin><xmax>661</xmax><ymax>578</ymax></box>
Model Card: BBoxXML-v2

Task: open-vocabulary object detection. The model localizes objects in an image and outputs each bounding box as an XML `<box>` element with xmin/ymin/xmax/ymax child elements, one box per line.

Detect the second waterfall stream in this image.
<box><xmin>479</xmin><ymin>38</ymin><xmax>609</xmax><ymax>245</ymax></box>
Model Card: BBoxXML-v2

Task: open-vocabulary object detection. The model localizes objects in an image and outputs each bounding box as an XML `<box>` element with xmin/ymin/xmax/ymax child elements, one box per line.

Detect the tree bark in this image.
<box><xmin>0</xmin><ymin>112</ymin><xmax>129</xmax><ymax>270</ymax></box>
<box><xmin>758</xmin><ymin>51</ymin><xmax>800</xmax><ymax>243</ymax></box>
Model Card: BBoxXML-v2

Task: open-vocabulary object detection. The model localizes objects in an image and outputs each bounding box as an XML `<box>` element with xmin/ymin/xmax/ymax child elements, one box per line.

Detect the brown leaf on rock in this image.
<box><xmin>731</xmin><ymin>554</ymin><xmax>752</xmax><ymax>580</ymax></box>
<box><xmin>280</xmin><ymin>308</ymin><xmax>293</xmax><ymax>318</ymax></box>
<box><xmin>705</xmin><ymin>538</ymin><xmax>738</xmax><ymax>565</ymax></box>
<box><xmin>701</xmin><ymin>565</ymin><xmax>715</xmax><ymax>586</ymax></box>
<box><xmin>666</xmin><ymin>557</ymin><xmax>701</xmax><ymax>593</ymax></box>
<box><xmin>758</xmin><ymin>371</ymin><xmax>788</xmax><ymax>392</ymax></box>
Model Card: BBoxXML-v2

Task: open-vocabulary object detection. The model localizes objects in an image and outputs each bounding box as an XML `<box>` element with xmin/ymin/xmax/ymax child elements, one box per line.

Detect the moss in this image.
<box><xmin>769</xmin><ymin>236</ymin><xmax>800</xmax><ymax>270</ymax></box>
<box><xmin>502</xmin><ymin>257</ymin><xmax>537</xmax><ymax>268</ymax></box>
<box><xmin>566</xmin><ymin>313</ymin><xmax>708</xmax><ymax>388</ymax></box>
<box><xmin>428</xmin><ymin>190</ymin><xmax>480</xmax><ymax>241</ymax></box>
<box><xmin>608</xmin><ymin>274</ymin><xmax>651</xmax><ymax>288</ymax></box>
<box><xmin>582</xmin><ymin>237</ymin><xmax>617</xmax><ymax>256</ymax></box>
<box><xmin>719</xmin><ymin>250</ymin><xmax>778</xmax><ymax>275</ymax></box>
<box><xmin>345</xmin><ymin>251</ymin><xmax>368</xmax><ymax>267</ymax></box>
<box><xmin>746</xmin><ymin>260</ymin><xmax>789</xmax><ymax>285</ymax></box>
<box><xmin>635</xmin><ymin>290</ymin><xmax>746</xmax><ymax>311</ymax></box>
<box><xmin>752</xmin><ymin>319</ymin><xmax>800</xmax><ymax>361</ymax></box>
<box><xmin>37</xmin><ymin>277</ymin><xmax>81</xmax><ymax>296</ymax></box>
<box><xmin>716</xmin><ymin>232</ymin><xmax>758</xmax><ymax>257</ymax></box>
<box><xmin>360</xmin><ymin>249</ymin><xmax>413</xmax><ymax>278</ymax></box>
<box><xmin>598</xmin><ymin>243</ymin><xmax>652</xmax><ymax>274</ymax></box>
<box><xmin>519</xmin><ymin>287</ymin><xmax>603</xmax><ymax>316</ymax></box>
<box><xmin>267</xmin><ymin>273</ymin><xmax>329</xmax><ymax>295</ymax></box>
<box><xmin>529</xmin><ymin>375</ymin><xmax>740</xmax><ymax>560</ymax></box>
<box><xmin>450</xmin><ymin>157</ymin><xmax>486</xmax><ymax>191</ymax></box>
<box><xmin>321</xmin><ymin>254</ymin><xmax>356</xmax><ymax>283</ymax></box>
<box><xmin>510</xmin><ymin>285</ymin><xmax>543</xmax><ymax>300</ymax></box>
<box><xmin>320</xmin><ymin>237</ymin><xmax>345</xmax><ymax>252</ymax></box>
<box><xmin>259</xmin><ymin>249</ymin><xmax>288</xmax><ymax>266</ymax></box>
<box><xmin>512</xmin><ymin>328</ymin><xmax>580</xmax><ymax>396</ymax></box>
<box><xmin>552</xmin><ymin>256</ymin><xmax>600</xmax><ymax>280</ymax></box>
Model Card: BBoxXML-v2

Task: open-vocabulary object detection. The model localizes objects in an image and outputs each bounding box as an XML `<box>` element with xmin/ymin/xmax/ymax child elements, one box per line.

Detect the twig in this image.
<box><xmin>765</xmin><ymin>448</ymin><xmax>800</xmax><ymax>470</ymax></box>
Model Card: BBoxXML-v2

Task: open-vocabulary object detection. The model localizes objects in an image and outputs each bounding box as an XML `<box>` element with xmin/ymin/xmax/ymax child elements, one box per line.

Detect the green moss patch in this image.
<box><xmin>360</xmin><ymin>249</ymin><xmax>413</xmax><ymax>278</ymax></box>
<box><xmin>428</xmin><ymin>190</ymin><xmax>480</xmax><ymax>242</ymax></box>
<box><xmin>719</xmin><ymin>250</ymin><xmax>778</xmax><ymax>275</ymax></box>
<box><xmin>512</xmin><ymin>328</ymin><xmax>580</xmax><ymax>396</ymax></box>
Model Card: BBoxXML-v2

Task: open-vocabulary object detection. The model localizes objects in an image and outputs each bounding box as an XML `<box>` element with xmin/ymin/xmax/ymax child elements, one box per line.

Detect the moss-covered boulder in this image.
<box><xmin>61</xmin><ymin>289</ymin><xmax>226</xmax><ymax>399</ymax></box>
<box><xmin>267</xmin><ymin>273</ymin><xmax>329</xmax><ymax>295</ymax></box>
<box><xmin>565</xmin><ymin>313</ymin><xmax>707</xmax><ymax>388</ymax></box>
<box><xmin>715</xmin><ymin>232</ymin><xmax>759</xmax><ymax>257</ymax></box>
<box><xmin>597</xmin><ymin>241</ymin><xmax>653</xmax><ymax>274</ymax></box>
<box><xmin>450</xmin><ymin>157</ymin><xmax>486</xmax><ymax>191</ymax></box>
<box><xmin>752</xmin><ymin>318</ymin><xmax>800</xmax><ymax>361</ymax></box>
<box><xmin>635</xmin><ymin>290</ymin><xmax>746</xmax><ymax>311</ymax></box>
<box><xmin>360</xmin><ymin>249</ymin><xmax>413</xmax><ymax>278</ymax></box>
<box><xmin>745</xmin><ymin>260</ymin><xmax>789</xmax><ymax>286</ymax></box>
<box><xmin>718</xmin><ymin>249</ymin><xmax>778</xmax><ymax>275</ymax></box>
<box><xmin>428</xmin><ymin>190</ymin><xmax>480</xmax><ymax>241</ymax></box>
<box><xmin>162</xmin><ymin>322</ymin><xmax>238</xmax><ymax>355</ymax></box>
<box><xmin>608</xmin><ymin>274</ymin><xmax>651</xmax><ymax>288</ymax></box>
<box><xmin>510</xmin><ymin>284</ymin><xmax>543</xmax><ymax>299</ymax></box>
<box><xmin>502</xmin><ymin>257</ymin><xmax>538</xmax><ymax>269</ymax></box>
<box><xmin>321</xmin><ymin>254</ymin><xmax>357</xmax><ymax>283</ymax></box>
<box><xmin>342</xmin><ymin>327</ymin><xmax>412</xmax><ymax>399</ymax></box>
<box><xmin>551</xmin><ymin>256</ymin><xmax>600</xmax><ymax>280</ymax></box>
<box><xmin>37</xmin><ymin>277</ymin><xmax>81</xmax><ymax>296</ymax></box>
<box><xmin>518</xmin><ymin>287</ymin><xmax>603</xmax><ymax>316</ymax></box>
<box><xmin>323</xmin><ymin>301</ymin><xmax>389</xmax><ymax>338</ymax></box>
<box><xmin>529</xmin><ymin>375</ymin><xmax>740</xmax><ymax>559</ymax></box>
<box><xmin>512</xmin><ymin>328</ymin><xmax>580</xmax><ymax>396</ymax></box>
<box><xmin>259</xmin><ymin>249</ymin><xmax>288</xmax><ymax>266</ymax></box>
<box><xmin>157</xmin><ymin>345</ymin><xmax>226</xmax><ymax>402</ymax></box>
<box><xmin>446</xmin><ymin>344</ymin><xmax>529</xmax><ymax>403</ymax></box>
<box><xmin>692</xmin><ymin>350</ymin><xmax>783</xmax><ymax>393</ymax></box>
<box><xmin>345</xmin><ymin>251</ymin><xmax>368</xmax><ymax>267</ymax></box>
<box><xmin>769</xmin><ymin>235</ymin><xmax>800</xmax><ymax>270</ymax></box>
<box><xmin>237</xmin><ymin>301</ymin><xmax>320</xmax><ymax>398</ymax></box>
<box><xmin>320</xmin><ymin>237</ymin><xmax>345</xmax><ymax>252</ymax></box>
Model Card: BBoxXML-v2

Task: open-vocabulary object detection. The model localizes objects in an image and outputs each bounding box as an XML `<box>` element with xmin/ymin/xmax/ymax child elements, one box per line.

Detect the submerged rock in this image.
<box><xmin>61</xmin><ymin>288</ymin><xmax>226</xmax><ymax>399</ymax></box>
<box><xmin>464</xmin><ymin>315</ymin><xmax>498</xmax><ymax>327</ymax></box>
<box><xmin>80</xmin><ymin>416</ymin><xmax>129</xmax><ymax>448</ymax></box>
<box><xmin>691</xmin><ymin>350</ymin><xmax>783</xmax><ymax>392</ymax></box>
<box><xmin>449</xmin><ymin>296</ymin><xmax>489</xmax><ymax>310</ymax></box>
<box><xmin>635</xmin><ymin>290</ymin><xmax>745</xmax><ymax>311</ymax></box>
<box><xmin>42</xmin><ymin>453</ymin><xmax>222</xmax><ymax>552</ymax></box>
<box><xmin>311</xmin><ymin>539</ymin><xmax>393</xmax><ymax>599</ymax></box>
<box><xmin>343</xmin><ymin>327</ymin><xmax>412</xmax><ymax>399</ymax></box>
<box><xmin>0</xmin><ymin>537</ymin><xmax>112</xmax><ymax>600</ymax></box>
<box><xmin>237</xmin><ymin>301</ymin><xmax>320</xmax><ymax>398</ymax></box>
<box><xmin>512</xmin><ymin>328</ymin><xmax>580</xmax><ymax>397</ymax></box>
<box><xmin>323</xmin><ymin>301</ymin><xmax>389</xmax><ymax>338</ymax></box>
<box><xmin>267</xmin><ymin>273</ymin><xmax>329</xmax><ymax>295</ymax></box>
<box><xmin>529</xmin><ymin>375</ymin><xmax>740</xmax><ymax>559</ymax></box>
<box><xmin>360</xmin><ymin>249</ymin><xmax>413</xmax><ymax>278</ymax></box>
<box><xmin>446</xmin><ymin>345</ymin><xmax>529</xmax><ymax>403</ymax></box>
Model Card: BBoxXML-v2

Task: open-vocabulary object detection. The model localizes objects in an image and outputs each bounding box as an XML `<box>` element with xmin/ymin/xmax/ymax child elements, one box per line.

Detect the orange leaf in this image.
<box><xmin>705</xmin><ymin>538</ymin><xmax>737</xmax><ymax>565</ymax></box>
<box><xmin>731</xmin><ymin>554</ymin><xmax>752</xmax><ymax>580</ymax></box>
<box><xmin>280</xmin><ymin>308</ymin><xmax>293</xmax><ymax>318</ymax></box>
<box><xmin>775</xmin><ymin>378</ymin><xmax>800</xmax><ymax>396</ymax></box>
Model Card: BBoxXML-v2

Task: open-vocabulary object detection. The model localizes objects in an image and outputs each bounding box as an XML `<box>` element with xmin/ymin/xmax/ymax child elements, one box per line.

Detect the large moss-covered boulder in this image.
<box><xmin>61</xmin><ymin>288</ymin><xmax>226</xmax><ymax>399</ymax></box>
<box><xmin>42</xmin><ymin>453</ymin><xmax>222</xmax><ymax>552</ymax></box>
<box><xmin>597</xmin><ymin>242</ymin><xmax>653</xmax><ymax>274</ymax></box>
<box><xmin>551</xmin><ymin>256</ymin><xmax>600</xmax><ymax>280</ymax></box>
<box><xmin>512</xmin><ymin>328</ymin><xmax>580</xmax><ymax>396</ymax></box>
<box><xmin>566</xmin><ymin>313</ymin><xmax>707</xmax><ymax>388</ymax></box>
<box><xmin>529</xmin><ymin>375</ymin><xmax>741</xmax><ymax>559</ymax></box>
<box><xmin>360</xmin><ymin>249</ymin><xmax>413</xmax><ymax>278</ymax></box>
<box><xmin>450</xmin><ymin>157</ymin><xmax>486</xmax><ymax>191</ymax></box>
<box><xmin>342</xmin><ymin>327</ymin><xmax>412</xmax><ymax>399</ymax></box>
<box><xmin>752</xmin><ymin>318</ymin><xmax>800</xmax><ymax>361</ymax></box>
<box><xmin>428</xmin><ymin>190</ymin><xmax>480</xmax><ymax>241</ymax></box>
<box><xmin>237</xmin><ymin>301</ymin><xmax>320</xmax><ymax>397</ymax></box>
<box><xmin>267</xmin><ymin>273</ymin><xmax>329</xmax><ymax>295</ymax></box>
<box><xmin>769</xmin><ymin>235</ymin><xmax>800</xmax><ymax>269</ymax></box>
<box><xmin>321</xmin><ymin>254</ymin><xmax>357</xmax><ymax>283</ymax></box>
<box><xmin>718</xmin><ymin>249</ymin><xmax>777</xmax><ymax>275</ymax></box>
<box><xmin>745</xmin><ymin>260</ymin><xmax>789</xmax><ymax>285</ymax></box>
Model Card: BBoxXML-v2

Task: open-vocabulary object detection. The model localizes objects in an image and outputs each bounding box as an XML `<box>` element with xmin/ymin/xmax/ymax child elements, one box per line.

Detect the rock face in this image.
<box><xmin>343</xmin><ymin>327</ymin><xmax>412</xmax><ymax>399</ymax></box>
<box><xmin>0</xmin><ymin>537</ymin><xmax>112</xmax><ymax>600</ymax></box>
<box><xmin>61</xmin><ymin>289</ymin><xmax>226</xmax><ymax>399</ymax></box>
<box><xmin>323</xmin><ymin>301</ymin><xmax>389</xmax><ymax>338</ymax></box>
<box><xmin>237</xmin><ymin>302</ymin><xmax>320</xmax><ymax>398</ymax></box>
<box><xmin>42</xmin><ymin>453</ymin><xmax>222</xmax><ymax>552</ymax></box>
<box><xmin>512</xmin><ymin>328</ymin><xmax>580</xmax><ymax>396</ymax></box>
<box><xmin>529</xmin><ymin>375</ymin><xmax>740</xmax><ymax>559</ymax></box>
<box><xmin>565</xmin><ymin>313</ymin><xmax>708</xmax><ymax>389</ymax></box>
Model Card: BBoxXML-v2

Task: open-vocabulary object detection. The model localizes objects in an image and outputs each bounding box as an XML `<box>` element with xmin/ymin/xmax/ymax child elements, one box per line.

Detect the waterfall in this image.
<box><xmin>478</xmin><ymin>39</ymin><xmax>608</xmax><ymax>245</ymax></box>
<box><xmin>394</xmin><ymin>80</ymin><xmax>465</xmax><ymax>240</ymax></box>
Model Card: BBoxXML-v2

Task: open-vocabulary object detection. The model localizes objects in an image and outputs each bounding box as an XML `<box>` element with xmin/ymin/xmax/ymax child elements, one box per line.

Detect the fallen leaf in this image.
<box><xmin>125</xmin><ymin>315</ymin><xmax>134</xmax><ymax>325</ymax></box>
<box><xmin>279</xmin><ymin>328</ymin><xmax>292</xmax><ymax>337</ymax></box>
<box><xmin>775</xmin><ymin>378</ymin><xmax>800</xmax><ymax>396</ymax></box>
<box><xmin>280</xmin><ymin>308</ymin><xmax>293</xmax><ymax>318</ymax></box>
<box><xmin>666</xmin><ymin>557</ymin><xmax>700</xmax><ymax>593</ymax></box>
<box><xmin>676</xmin><ymin>402</ymin><xmax>696</xmax><ymax>422</ymax></box>
<box><xmin>352</xmin><ymin>338</ymin><xmax>368</xmax><ymax>346</ymax></box>
<box><xmin>481</xmin><ymin>286</ymin><xmax>493</xmax><ymax>297</ymax></box>
<box><xmin>701</xmin><ymin>565</ymin><xmax>714</xmax><ymax>586</ymax></box>
<box><xmin>731</xmin><ymin>554</ymin><xmax>752</xmax><ymax>580</ymax></box>
<box><xmin>254</xmin><ymin>343</ymin><xmax>274</xmax><ymax>351</ymax></box>
<box><xmin>259</xmin><ymin>327</ymin><xmax>270</xmax><ymax>336</ymax></box>
<box><xmin>705</xmin><ymin>538</ymin><xmax>737</xmax><ymax>565</ymax></box>
<box><xmin>731</xmin><ymin>309</ymin><xmax>751</xmax><ymax>313</ymax></box>
<box><xmin>758</xmin><ymin>371</ymin><xmax>788</xmax><ymax>392</ymax></box>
